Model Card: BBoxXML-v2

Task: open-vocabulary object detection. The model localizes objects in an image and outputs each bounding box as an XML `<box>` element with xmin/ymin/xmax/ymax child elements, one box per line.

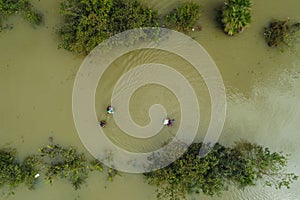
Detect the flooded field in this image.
<box><xmin>0</xmin><ymin>0</ymin><xmax>299</xmax><ymax>199</ymax></box>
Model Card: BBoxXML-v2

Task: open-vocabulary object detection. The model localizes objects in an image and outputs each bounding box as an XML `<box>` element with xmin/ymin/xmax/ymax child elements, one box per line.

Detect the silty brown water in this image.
<box><xmin>0</xmin><ymin>0</ymin><xmax>299</xmax><ymax>199</ymax></box>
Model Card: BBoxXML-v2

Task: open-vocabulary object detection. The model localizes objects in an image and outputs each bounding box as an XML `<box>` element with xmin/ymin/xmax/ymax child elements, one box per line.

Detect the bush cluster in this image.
<box><xmin>58</xmin><ymin>0</ymin><xmax>158</xmax><ymax>54</ymax></box>
<box><xmin>144</xmin><ymin>141</ymin><xmax>298</xmax><ymax>200</ymax></box>
<box><xmin>0</xmin><ymin>141</ymin><xmax>297</xmax><ymax>199</ymax></box>
<box><xmin>164</xmin><ymin>2</ymin><xmax>201</xmax><ymax>32</ymax></box>
<box><xmin>264</xmin><ymin>19</ymin><xmax>300</xmax><ymax>49</ymax></box>
<box><xmin>0</xmin><ymin>0</ymin><xmax>42</xmax><ymax>31</ymax></box>
<box><xmin>0</xmin><ymin>149</ymin><xmax>41</xmax><ymax>194</ymax></box>
<box><xmin>221</xmin><ymin>0</ymin><xmax>252</xmax><ymax>36</ymax></box>
<box><xmin>0</xmin><ymin>144</ymin><xmax>115</xmax><ymax>195</ymax></box>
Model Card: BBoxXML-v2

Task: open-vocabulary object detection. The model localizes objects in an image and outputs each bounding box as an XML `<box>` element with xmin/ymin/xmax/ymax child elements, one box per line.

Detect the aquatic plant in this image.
<box><xmin>0</xmin><ymin>143</ymin><xmax>115</xmax><ymax>194</ymax></box>
<box><xmin>0</xmin><ymin>149</ymin><xmax>41</xmax><ymax>196</ymax></box>
<box><xmin>39</xmin><ymin>144</ymin><xmax>90</xmax><ymax>190</ymax></box>
<box><xmin>221</xmin><ymin>0</ymin><xmax>252</xmax><ymax>35</ymax></box>
<box><xmin>164</xmin><ymin>2</ymin><xmax>201</xmax><ymax>32</ymax></box>
<box><xmin>0</xmin><ymin>149</ymin><xmax>23</xmax><ymax>191</ymax></box>
<box><xmin>264</xmin><ymin>19</ymin><xmax>300</xmax><ymax>49</ymax></box>
<box><xmin>144</xmin><ymin>141</ymin><xmax>298</xmax><ymax>200</ymax></box>
<box><xmin>0</xmin><ymin>0</ymin><xmax>42</xmax><ymax>31</ymax></box>
<box><xmin>59</xmin><ymin>0</ymin><xmax>158</xmax><ymax>54</ymax></box>
<box><xmin>107</xmin><ymin>167</ymin><xmax>120</xmax><ymax>181</ymax></box>
<box><xmin>0</xmin><ymin>140</ymin><xmax>297</xmax><ymax>198</ymax></box>
<box><xmin>21</xmin><ymin>155</ymin><xmax>43</xmax><ymax>189</ymax></box>
<box><xmin>90</xmin><ymin>159</ymin><xmax>104</xmax><ymax>172</ymax></box>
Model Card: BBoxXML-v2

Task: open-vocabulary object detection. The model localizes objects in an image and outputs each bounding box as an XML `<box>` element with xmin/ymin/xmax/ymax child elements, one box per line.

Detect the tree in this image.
<box><xmin>59</xmin><ymin>0</ymin><xmax>158</xmax><ymax>54</ymax></box>
<box><xmin>144</xmin><ymin>141</ymin><xmax>298</xmax><ymax>200</ymax></box>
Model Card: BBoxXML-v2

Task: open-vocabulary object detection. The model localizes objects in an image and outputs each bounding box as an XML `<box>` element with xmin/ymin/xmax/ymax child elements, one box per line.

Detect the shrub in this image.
<box><xmin>21</xmin><ymin>155</ymin><xmax>43</xmax><ymax>189</ymax></box>
<box><xmin>39</xmin><ymin>144</ymin><xmax>91</xmax><ymax>190</ymax></box>
<box><xmin>59</xmin><ymin>0</ymin><xmax>158</xmax><ymax>54</ymax></box>
<box><xmin>164</xmin><ymin>2</ymin><xmax>201</xmax><ymax>32</ymax></box>
<box><xmin>264</xmin><ymin>19</ymin><xmax>300</xmax><ymax>49</ymax></box>
<box><xmin>0</xmin><ymin>141</ymin><xmax>297</xmax><ymax>198</ymax></box>
<box><xmin>0</xmin><ymin>0</ymin><xmax>42</xmax><ymax>31</ymax></box>
<box><xmin>0</xmin><ymin>149</ymin><xmax>41</xmax><ymax>196</ymax></box>
<box><xmin>221</xmin><ymin>0</ymin><xmax>252</xmax><ymax>35</ymax></box>
<box><xmin>0</xmin><ymin>149</ymin><xmax>23</xmax><ymax>190</ymax></box>
<box><xmin>144</xmin><ymin>141</ymin><xmax>298</xmax><ymax>200</ymax></box>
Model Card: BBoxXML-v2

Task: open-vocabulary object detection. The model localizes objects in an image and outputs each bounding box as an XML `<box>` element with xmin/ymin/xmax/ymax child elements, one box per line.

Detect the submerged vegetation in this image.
<box><xmin>164</xmin><ymin>2</ymin><xmax>201</xmax><ymax>32</ymax></box>
<box><xmin>0</xmin><ymin>149</ymin><xmax>25</xmax><ymax>191</ymax></box>
<box><xmin>58</xmin><ymin>0</ymin><xmax>205</xmax><ymax>54</ymax></box>
<box><xmin>0</xmin><ymin>141</ymin><xmax>297</xmax><ymax>199</ymax></box>
<box><xmin>144</xmin><ymin>141</ymin><xmax>298</xmax><ymax>200</ymax></box>
<box><xmin>221</xmin><ymin>0</ymin><xmax>252</xmax><ymax>35</ymax></box>
<box><xmin>0</xmin><ymin>149</ymin><xmax>42</xmax><ymax>195</ymax></box>
<box><xmin>264</xmin><ymin>19</ymin><xmax>300</xmax><ymax>49</ymax></box>
<box><xmin>39</xmin><ymin>144</ymin><xmax>118</xmax><ymax>189</ymax></box>
<box><xmin>39</xmin><ymin>144</ymin><xmax>90</xmax><ymax>190</ymax></box>
<box><xmin>21</xmin><ymin>155</ymin><xmax>43</xmax><ymax>190</ymax></box>
<box><xmin>0</xmin><ymin>143</ymin><xmax>120</xmax><ymax>194</ymax></box>
<box><xmin>1</xmin><ymin>0</ymin><xmax>298</xmax><ymax>54</ymax></box>
<box><xmin>0</xmin><ymin>1</ymin><xmax>299</xmax><ymax>199</ymax></box>
<box><xmin>59</xmin><ymin>0</ymin><xmax>158</xmax><ymax>54</ymax></box>
<box><xmin>0</xmin><ymin>0</ymin><xmax>42</xmax><ymax>31</ymax></box>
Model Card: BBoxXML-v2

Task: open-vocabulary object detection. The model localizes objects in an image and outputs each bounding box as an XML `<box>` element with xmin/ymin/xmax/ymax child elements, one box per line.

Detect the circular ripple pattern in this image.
<box><xmin>72</xmin><ymin>28</ymin><xmax>226</xmax><ymax>173</ymax></box>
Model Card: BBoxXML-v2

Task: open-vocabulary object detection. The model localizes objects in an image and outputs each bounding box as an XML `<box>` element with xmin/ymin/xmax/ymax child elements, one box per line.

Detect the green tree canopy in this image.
<box><xmin>144</xmin><ymin>141</ymin><xmax>298</xmax><ymax>200</ymax></box>
<box><xmin>59</xmin><ymin>0</ymin><xmax>158</xmax><ymax>54</ymax></box>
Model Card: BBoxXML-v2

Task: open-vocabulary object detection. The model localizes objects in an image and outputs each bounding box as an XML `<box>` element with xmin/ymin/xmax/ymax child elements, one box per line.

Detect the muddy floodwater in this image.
<box><xmin>0</xmin><ymin>0</ymin><xmax>300</xmax><ymax>199</ymax></box>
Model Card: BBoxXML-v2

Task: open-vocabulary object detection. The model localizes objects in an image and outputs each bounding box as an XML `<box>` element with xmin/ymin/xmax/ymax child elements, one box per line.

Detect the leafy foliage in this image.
<box><xmin>21</xmin><ymin>155</ymin><xmax>42</xmax><ymax>189</ymax></box>
<box><xmin>221</xmin><ymin>0</ymin><xmax>252</xmax><ymax>35</ymax></box>
<box><xmin>59</xmin><ymin>0</ymin><xmax>158</xmax><ymax>54</ymax></box>
<box><xmin>0</xmin><ymin>143</ymin><xmax>107</xmax><ymax>194</ymax></box>
<box><xmin>90</xmin><ymin>159</ymin><xmax>104</xmax><ymax>172</ymax></box>
<box><xmin>0</xmin><ymin>0</ymin><xmax>42</xmax><ymax>31</ymax></box>
<box><xmin>39</xmin><ymin>144</ymin><xmax>91</xmax><ymax>190</ymax></box>
<box><xmin>0</xmin><ymin>141</ymin><xmax>297</xmax><ymax>198</ymax></box>
<box><xmin>223</xmin><ymin>142</ymin><xmax>298</xmax><ymax>189</ymax></box>
<box><xmin>0</xmin><ymin>149</ymin><xmax>41</xmax><ymax>196</ymax></box>
<box><xmin>164</xmin><ymin>2</ymin><xmax>201</xmax><ymax>32</ymax></box>
<box><xmin>264</xmin><ymin>19</ymin><xmax>300</xmax><ymax>49</ymax></box>
<box><xmin>107</xmin><ymin>167</ymin><xmax>120</xmax><ymax>181</ymax></box>
<box><xmin>144</xmin><ymin>141</ymin><xmax>298</xmax><ymax>200</ymax></box>
<box><xmin>0</xmin><ymin>149</ymin><xmax>23</xmax><ymax>190</ymax></box>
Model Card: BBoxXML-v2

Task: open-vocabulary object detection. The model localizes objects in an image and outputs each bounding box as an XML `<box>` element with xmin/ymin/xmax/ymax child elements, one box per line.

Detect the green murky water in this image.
<box><xmin>1</xmin><ymin>0</ymin><xmax>300</xmax><ymax>199</ymax></box>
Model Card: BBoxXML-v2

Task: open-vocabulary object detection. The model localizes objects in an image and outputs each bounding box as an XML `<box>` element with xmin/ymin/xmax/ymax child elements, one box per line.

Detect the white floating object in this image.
<box><xmin>34</xmin><ymin>173</ymin><xmax>40</xmax><ymax>178</ymax></box>
<box><xmin>163</xmin><ymin>119</ymin><xmax>169</xmax><ymax>125</ymax></box>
